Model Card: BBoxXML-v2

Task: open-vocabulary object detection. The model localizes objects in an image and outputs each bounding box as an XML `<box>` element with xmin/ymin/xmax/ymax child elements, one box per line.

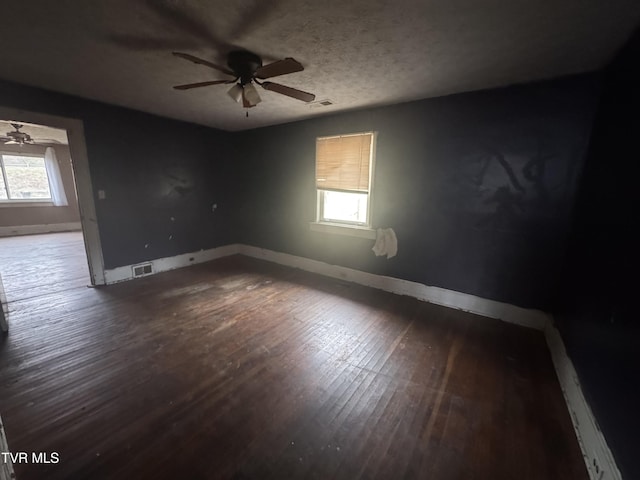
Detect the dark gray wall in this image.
<box><xmin>236</xmin><ymin>75</ymin><xmax>600</xmax><ymax>309</ymax></box>
<box><xmin>0</xmin><ymin>80</ymin><xmax>235</xmax><ymax>269</ymax></box>
<box><xmin>555</xmin><ymin>31</ymin><xmax>640</xmax><ymax>480</ymax></box>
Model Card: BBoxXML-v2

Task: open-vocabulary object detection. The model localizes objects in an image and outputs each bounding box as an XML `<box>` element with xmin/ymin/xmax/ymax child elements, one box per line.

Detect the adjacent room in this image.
<box><xmin>0</xmin><ymin>1</ymin><xmax>638</xmax><ymax>479</ymax></box>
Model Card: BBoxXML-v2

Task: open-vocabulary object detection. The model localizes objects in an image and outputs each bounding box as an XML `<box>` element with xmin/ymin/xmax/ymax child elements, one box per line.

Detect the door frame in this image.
<box><xmin>0</xmin><ymin>106</ymin><xmax>106</xmax><ymax>285</ymax></box>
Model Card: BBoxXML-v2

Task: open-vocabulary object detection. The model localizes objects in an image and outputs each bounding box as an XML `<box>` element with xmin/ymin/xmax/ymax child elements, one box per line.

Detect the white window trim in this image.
<box><xmin>0</xmin><ymin>151</ymin><xmax>53</xmax><ymax>203</ymax></box>
<box><xmin>0</xmin><ymin>201</ymin><xmax>54</xmax><ymax>208</ymax></box>
<box><xmin>309</xmin><ymin>221</ymin><xmax>376</xmax><ymax>239</ymax></box>
<box><xmin>312</xmin><ymin>131</ymin><xmax>377</xmax><ymax>238</ymax></box>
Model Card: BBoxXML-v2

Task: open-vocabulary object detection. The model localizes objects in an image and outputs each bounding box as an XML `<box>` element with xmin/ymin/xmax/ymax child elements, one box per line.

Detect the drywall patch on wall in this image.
<box><xmin>545</xmin><ymin>320</ymin><xmax>622</xmax><ymax>480</ymax></box>
<box><xmin>103</xmin><ymin>244</ymin><xmax>240</xmax><ymax>284</ymax></box>
<box><xmin>239</xmin><ymin>244</ymin><xmax>547</xmax><ymax>330</ymax></box>
<box><xmin>0</xmin><ymin>221</ymin><xmax>81</xmax><ymax>237</ymax></box>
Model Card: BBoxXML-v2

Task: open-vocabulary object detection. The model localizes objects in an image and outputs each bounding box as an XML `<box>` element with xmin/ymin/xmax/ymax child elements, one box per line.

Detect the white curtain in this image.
<box><xmin>44</xmin><ymin>146</ymin><xmax>68</xmax><ymax>206</ymax></box>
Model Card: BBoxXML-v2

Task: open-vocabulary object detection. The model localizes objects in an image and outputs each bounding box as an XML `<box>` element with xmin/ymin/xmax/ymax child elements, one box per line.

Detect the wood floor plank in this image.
<box><xmin>0</xmin><ymin>232</ymin><xmax>588</xmax><ymax>480</ymax></box>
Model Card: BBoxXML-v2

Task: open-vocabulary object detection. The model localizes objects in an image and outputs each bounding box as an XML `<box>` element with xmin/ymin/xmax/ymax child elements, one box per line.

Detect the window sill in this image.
<box><xmin>310</xmin><ymin>222</ymin><xmax>377</xmax><ymax>239</ymax></box>
<box><xmin>0</xmin><ymin>201</ymin><xmax>54</xmax><ymax>208</ymax></box>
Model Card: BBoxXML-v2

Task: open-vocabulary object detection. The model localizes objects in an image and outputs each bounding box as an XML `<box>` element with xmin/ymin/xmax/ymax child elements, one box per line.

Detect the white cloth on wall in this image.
<box><xmin>44</xmin><ymin>146</ymin><xmax>68</xmax><ymax>206</ymax></box>
<box><xmin>372</xmin><ymin>228</ymin><xmax>398</xmax><ymax>259</ymax></box>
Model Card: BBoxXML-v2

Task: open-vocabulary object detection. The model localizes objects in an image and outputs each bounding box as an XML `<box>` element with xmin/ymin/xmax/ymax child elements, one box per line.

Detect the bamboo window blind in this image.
<box><xmin>316</xmin><ymin>133</ymin><xmax>373</xmax><ymax>192</ymax></box>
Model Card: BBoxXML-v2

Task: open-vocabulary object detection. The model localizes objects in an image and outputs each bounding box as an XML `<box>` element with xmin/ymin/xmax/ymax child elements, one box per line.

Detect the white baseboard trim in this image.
<box><xmin>545</xmin><ymin>320</ymin><xmax>622</xmax><ymax>480</ymax></box>
<box><xmin>0</xmin><ymin>221</ymin><xmax>82</xmax><ymax>237</ymax></box>
<box><xmin>239</xmin><ymin>245</ymin><xmax>547</xmax><ymax>330</ymax></box>
<box><xmin>103</xmin><ymin>244</ymin><xmax>240</xmax><ymax>284</ymax></box>
<box><xmin>100</xmin><ymin>243</ymin><xmax>546</xmax><ymax>330</ymax></box>
<box><xmin>0</xmin><ymin>415</ymin><xmax>15</xmax><ymax>480</ymax></box>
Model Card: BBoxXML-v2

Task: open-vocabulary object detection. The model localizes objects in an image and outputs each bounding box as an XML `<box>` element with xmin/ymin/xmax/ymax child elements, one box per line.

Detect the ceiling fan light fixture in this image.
<box><xmin>173</xmin><ymin>50</ymin><xmax>314</xmax><ymax>110</ymax></box>
<box><xmin>227</xmin><ymin>84</ymin><xmax>243</xmax><ymax>103</ymax></box>
<box><xmin>243</xmin><ymin>83</ymin><xmax>261</xmax><ymax>106</ymax></box>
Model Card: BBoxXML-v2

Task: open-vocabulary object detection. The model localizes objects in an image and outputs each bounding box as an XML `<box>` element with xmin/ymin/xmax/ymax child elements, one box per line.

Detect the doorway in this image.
<box><xmin>0</xmin><ymin>106</ymin><xmax>105</xmax><ymax>333</ymax></box>
<box><xmin>0</xmin><ymin>106</ymin><xmax>104</xmax><ymax>284</ymax></box>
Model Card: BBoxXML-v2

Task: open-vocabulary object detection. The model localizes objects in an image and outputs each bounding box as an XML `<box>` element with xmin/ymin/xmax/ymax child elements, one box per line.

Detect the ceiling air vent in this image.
<box><xmin>132</xmin><ymin>263</ymin><xmax>153</xmax><ymax>277</ymax></box>
<box><xmin>309</xmin><ymin>99</ymin><xmax>334</xmax><ymax>108</ymax></box>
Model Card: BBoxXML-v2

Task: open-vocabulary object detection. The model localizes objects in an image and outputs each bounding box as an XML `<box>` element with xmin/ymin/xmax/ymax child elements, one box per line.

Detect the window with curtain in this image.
<box><xmin>0</xmin><ymin>148</ymin><xmax>68</xmax><ymax>206</ymax></box>
<box><xmin>0</xmin><ymin>153</ymin><xmax>52</xmax><ymax>201</ymax></box>
<box><xmin>316</xmin><ymin>132</ymin><xmax>376</xmax><ymax>226</ymax></box>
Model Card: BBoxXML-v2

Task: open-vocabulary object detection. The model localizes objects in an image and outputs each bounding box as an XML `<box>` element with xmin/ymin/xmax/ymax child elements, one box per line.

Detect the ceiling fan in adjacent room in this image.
<box><xmin>0</xmin><ymin>123</ymin><xmax>35</xmax><ymax>145</ymax></box>
<box><xmin>172</xmin><ymin>50</ymin><xmax>315</xmax><ymax>109</ymax></box>
<box><xmin>0</xmin><ymin>123</ymin><xmax>61</xmax><ymax>146</ymax></box>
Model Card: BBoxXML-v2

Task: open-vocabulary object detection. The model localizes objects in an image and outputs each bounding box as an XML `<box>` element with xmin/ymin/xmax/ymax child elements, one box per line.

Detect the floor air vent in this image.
<box><xmin>132</xmin><ymin>263</ymin><xmax>153</xmax><ymax>277</ymax></box>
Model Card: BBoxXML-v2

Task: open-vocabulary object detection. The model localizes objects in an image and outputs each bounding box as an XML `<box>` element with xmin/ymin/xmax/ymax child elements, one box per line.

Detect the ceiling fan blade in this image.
<box><xmin>108</xmin><ymin>35</ymin><xmax>199</xmax><ymax>51</ymax></box>
<box><xmin>108</xmin><ymin>1</ymin><xmax>232</xmax><ymax>53</ymax></box>
<box><xmin>145</xmin><ymin>0</ymin><xmax>228</xmax><ymax>50</ymax></box>
<box><xmin>227</xmin><ymin>0</ymin><xmax>281</xmax><ymax>42</ymax></box>
<box><xmin>255</xmin><ymin>58</ymin><xmax>304</xmax><ymax>79</ymax></box>
<box><xmin>173</xmin><ymin>80</ymin><xmax>232</xmax><ymax>90</ymax></box>
<box><xmin>261</xmin><ymin>82</ymin><xmax>315</xmax><ymax>102</ymax></box>
<box><xmin>172</xmin><ymin>52</ymin><xmax>234</xmax><ymax>76</ymax></box>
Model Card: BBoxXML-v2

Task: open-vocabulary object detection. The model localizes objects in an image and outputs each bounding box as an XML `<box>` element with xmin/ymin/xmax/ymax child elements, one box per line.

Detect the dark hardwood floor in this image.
<box><xmin>0</xmin><ymin>233</ymin><xmax>587</xmax><ymax>480</ymax></box>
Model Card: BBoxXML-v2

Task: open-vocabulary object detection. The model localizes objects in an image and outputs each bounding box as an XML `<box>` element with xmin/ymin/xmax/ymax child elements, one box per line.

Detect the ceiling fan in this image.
<box><xmin>0</xmin><ymin>123</ymin><xmax>35</xmax><ymax>146</ymax></box>
<box><xmin>172</xmin><ymin>50</ymin><xmax>315</xmax><ymax>109</ymax></box>
<box><xmin>0</xmin><ymin>123</ymin><xmax>61</xmax><ymax>146</ymax></box>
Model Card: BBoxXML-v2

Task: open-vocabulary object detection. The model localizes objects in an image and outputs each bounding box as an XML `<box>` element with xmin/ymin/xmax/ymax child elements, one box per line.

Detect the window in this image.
<box><xmin>315</xmin><ymin>132</ymin><xmax>376</xmax><ymax>233</ymax></box>
<box><xmin>0</xmin><ymin>154</ymin><xmax>51</xmax><ymax>202</ymax></box>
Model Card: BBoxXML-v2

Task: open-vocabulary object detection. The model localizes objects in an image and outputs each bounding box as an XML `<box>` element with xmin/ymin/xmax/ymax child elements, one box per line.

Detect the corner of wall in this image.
<box><xmin>544</xmin><ymin>318</ymin><xmax>622</xmax><ymax>480</ymax></box>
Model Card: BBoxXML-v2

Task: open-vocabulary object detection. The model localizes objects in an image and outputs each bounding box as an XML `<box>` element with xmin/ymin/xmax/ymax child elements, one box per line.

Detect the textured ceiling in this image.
<box><xmin>0</xmin><ymin>0</ymin><xmax>639</xmax><ymax>132</ymax></box>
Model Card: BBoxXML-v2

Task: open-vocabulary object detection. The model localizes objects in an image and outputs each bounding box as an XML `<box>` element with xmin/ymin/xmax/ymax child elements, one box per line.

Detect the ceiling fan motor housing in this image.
<box><xmin>227</xmin><ymin>50</ymin><xmax>262</xmax><ymax>85</ymax></box>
